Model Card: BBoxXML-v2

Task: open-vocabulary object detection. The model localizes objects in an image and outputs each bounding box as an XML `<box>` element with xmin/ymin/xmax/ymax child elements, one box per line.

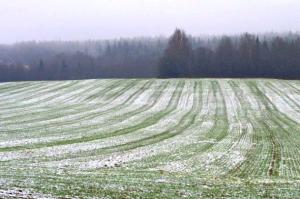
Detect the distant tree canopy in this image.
<box><xmin>160</xmin><ymin>30</ymin><xmax>300</xmax><ymax>79</ymax></box>
<box><xmin>0</xmin><ymin>29</ymin><xmax>299</xmax><ymax>81</ymax></box>
<box><xmin>159</xmin><ymin>29</ymin><xmax>192</xmax><ymax>78</ymax></box>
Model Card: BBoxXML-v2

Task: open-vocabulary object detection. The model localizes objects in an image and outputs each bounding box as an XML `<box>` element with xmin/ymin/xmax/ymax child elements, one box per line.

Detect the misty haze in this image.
<box><xmin>0</xmin><ymin>1</ymin><xmax>300</xmax><ymax>198</ymax></box>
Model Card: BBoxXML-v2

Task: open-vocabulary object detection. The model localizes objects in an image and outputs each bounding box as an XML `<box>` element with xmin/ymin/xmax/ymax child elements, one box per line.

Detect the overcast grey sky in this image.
<box><xmin>0</xmin><ymin>0</ymin><xmax>299</xmax><ymax>43</ymax></box>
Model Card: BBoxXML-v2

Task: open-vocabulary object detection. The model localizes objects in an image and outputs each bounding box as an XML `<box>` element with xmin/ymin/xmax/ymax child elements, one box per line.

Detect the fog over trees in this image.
<box><xmin>0</xmin><ymin>29</ymin><xmax>300</xmax><ymax>81</ymax></box>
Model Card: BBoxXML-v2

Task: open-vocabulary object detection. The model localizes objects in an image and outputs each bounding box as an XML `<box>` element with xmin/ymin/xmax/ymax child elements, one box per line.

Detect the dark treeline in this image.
<box><xmin>0</xmin><ymin>29</ymin><xmax>300</xmax><ymax>81</ymax></box>
<box><xmin>160</xmin><ymin>29</ymin><xmax>300</xmax><ymax>79</ymax></box>
<box><xmin>0</xmin><ymin>38</ymin><xmax>166</xmax><ymax>81</ymax></box>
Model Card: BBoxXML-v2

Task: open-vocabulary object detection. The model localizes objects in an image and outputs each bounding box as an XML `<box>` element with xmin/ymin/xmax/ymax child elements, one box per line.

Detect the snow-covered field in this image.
<box><xmin>0</xmin><ymin>79</ymin><xmax>299</xmax><ymax>198</ymax></box>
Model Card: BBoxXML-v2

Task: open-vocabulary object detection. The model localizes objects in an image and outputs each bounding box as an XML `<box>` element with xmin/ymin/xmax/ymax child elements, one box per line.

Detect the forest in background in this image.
<box><xmin>0</xmin><ymin>29</ymin><xmax>300</xmax><ymax>81</ymax></box>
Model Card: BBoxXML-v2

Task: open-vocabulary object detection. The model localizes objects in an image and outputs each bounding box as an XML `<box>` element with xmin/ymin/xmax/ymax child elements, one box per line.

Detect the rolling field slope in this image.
<box><xmin>0</xmin><ymin>79</ymin><xmax>300</xmax><ymax>198</ymax></box>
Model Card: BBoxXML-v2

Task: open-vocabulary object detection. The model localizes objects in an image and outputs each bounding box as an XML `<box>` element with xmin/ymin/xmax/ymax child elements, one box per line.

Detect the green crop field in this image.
<box><xmin>0</xmin><ymin>79</ymin><xmax>300</xmax><ymax>198</ymax></box>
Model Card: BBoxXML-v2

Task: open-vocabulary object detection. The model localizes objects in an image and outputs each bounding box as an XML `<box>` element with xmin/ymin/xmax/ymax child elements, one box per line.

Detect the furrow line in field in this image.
<box><xmin>1</xmin><ymin>79</ymin><xmax>300</xmax><ymax>198</ymax></box>
<box><xmin>0</xmin><ymin>79</ymin><xmax>142</xmax><ymax>130</ymax></box>
<box><xmin>0</xmin><ymin>80</ymin><xmax>107</xmax><ymax>122</ymax></box>
<box><xmin>134</xmin><ymin>81</ymin><xmax>229</xmax><ymax>174</ymax></box>
<box><xmin>172</xmin><ymin>81</ymin><xmax>230</xmax><ymax>175</ymax></box>
<box><xmin>285</xmin><ymin>81</ymin><xmax>300</xmax><ymax>94</ymax></box>
<box><xmin>0</xmin><ymin>81</ymin><xmax>83</xmax><ymax>113</ymax></box>
<box><xmin>268</xmin><ymin>81</ymin><xmax>300</xmax><ymax>109</ymax></box>
<box><xmin>0</xmin><ymin>79</ymin><xmax>120</xmax><ymax>112</ymax></box>
<box><xmin>2</xmin><ymin>81</ymin><xmax>183</xmax><ymax>163</ymax></box>
<box><xmin>0</xmin><ymin>81</ymin><xmax>35</xmax><ymax>93</ymax></box>
<box><xmin>0</xmin><ymin>81</ymin><xmax>51</xmax><ymax>100</ymax></box>
<box><xmin>32</xmin><ymin>80</ymin><xmax>198</xmax><ymax>169</ymax></box>
<box><xmin>197</xmin><ymin>80</ymin><xmax>253</xmax><ymax>176</ymax></box>
<box><xmin>83</xmin><ymin>79</ymin><xmax>125</xmax><ymax>102</ymax></box>
<box><xmin>5</xmin><ymin>81</ymin><xmax>77</xmax><ymax>103</ymax></box>
<box><xmin>0</xmin><ymin>80</ymin><xmax>124</xmax><ymax>122</ymax></box>
<box><xmin>0</xmin><ymin>80</ymin><xmax>157</xmax><ymax>146</ymax></box>
<box><xmin>281</xmin><ymin>81</ymin><xmax>300</xmax><ymax>105</ymax></box>
<box><xmin>246</xmin><ymin>81</ymin><xmax>297</xmax><ymax>177</ymax></box>
<box><xmin>223</xmin><ymin>81</ymin><xmax>271</xmax><ymax>178</ymax></box>
<box><xmin>245</xmin><ymin>81</ymin><xmax>282</xmax><ymax>177</ymax></box>
<box><xmin>0</xmin><ymin>80</ymin><xmax>156</xmax><ymax>133</ymax></box>
<box><xmin>0</xmin><ymin>81</ymin><xmax>77</xmax><ymax>108</ymax></box>
<box><xmin>255</xmin><ymin>82</ymin><xmax>300</xmax><ymax>178</ymax></box>
<box><xmin>0</xmin><ymin>80</ymin><xmax>179</xmax><ymax>154</ymax></box>
<box><xmin>33</xmin><ymin>80</ymin><xmax>135</xmax><ymax>107</ymax></box>
<box><xmin>263</xmin><ymin>82</ymin><xmax>300</xmax><ymax>123</ymax></box>
<box><xmin>129</xmin><ymin>81</ymin><xmax>215</xmax><ymax>172</ymax></box>
<box><xmin>0</xmin><ymin>80</ymin><xmax>156</xmax><ymax>147</ymax></box>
